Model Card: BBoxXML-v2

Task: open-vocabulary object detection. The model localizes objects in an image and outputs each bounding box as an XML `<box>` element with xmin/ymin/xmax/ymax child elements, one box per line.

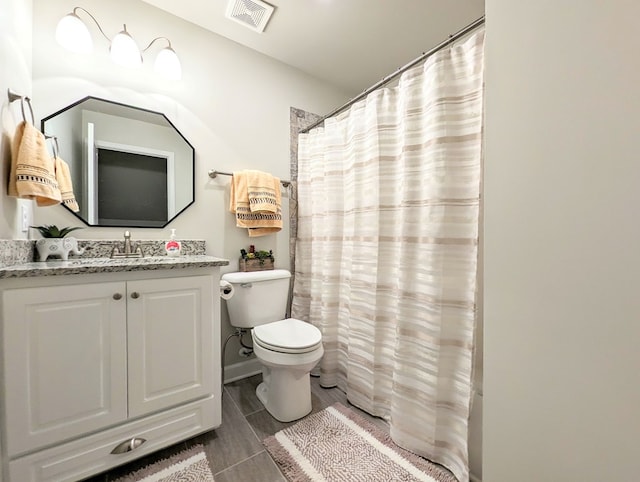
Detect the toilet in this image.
<box><xmin>221</xmin><ymin>269</ymin><xmax>323</xmax><ymax>422</ymax></box>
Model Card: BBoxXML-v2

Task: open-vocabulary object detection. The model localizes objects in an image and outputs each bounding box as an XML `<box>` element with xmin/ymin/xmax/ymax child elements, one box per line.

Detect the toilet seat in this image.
<box><xmin>253</xmin><ymin>318</ymin><xmax>322</xmax><ymax>354</ymax></box>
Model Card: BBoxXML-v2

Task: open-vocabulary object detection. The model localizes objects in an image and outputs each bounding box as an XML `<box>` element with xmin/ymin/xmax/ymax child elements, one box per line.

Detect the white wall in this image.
<box><xmin>0</xmin><ymin>4</ymin><xmax>32</xmax><ymax>482</ymax></box>
<box><xmin>484</xmin><ymin>2</ymin><xmax>640</xmax><ymax>481</ymax></box>
<box><xmin>28</xmin><ymin>0</ymin><xmax>349</xmax><ymax>366</ymax></box>
<box><xmin>0</xmin><ymin>0</ymin><xmax>33</xmax><ymax>240</ymax></box>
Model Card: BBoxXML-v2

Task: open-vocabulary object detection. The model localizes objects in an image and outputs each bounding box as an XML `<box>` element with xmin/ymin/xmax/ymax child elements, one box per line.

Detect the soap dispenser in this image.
<box><xmin>165</xmin><ymin>229</ymin><xmax>181</xmax><ymax>257</ymax></box>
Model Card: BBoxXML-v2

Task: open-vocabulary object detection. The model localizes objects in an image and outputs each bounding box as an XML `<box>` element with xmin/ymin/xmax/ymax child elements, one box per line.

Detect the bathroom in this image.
<box><xmin>1</xmin><ymin>1</ymin><xmax>639</xmax><ymax>482</ymax></box>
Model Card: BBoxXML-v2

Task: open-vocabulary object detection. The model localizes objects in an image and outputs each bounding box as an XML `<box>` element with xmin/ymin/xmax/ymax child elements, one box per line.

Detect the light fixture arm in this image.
<box><xmin>56</xmin><ymin>8</ymin><xmax>181</xmax><ymax>80</ymax></box>
<box><xmin>141</xmin><ymin>36</ymin><xmax>173</xmax><ymax>53</ymax></box>
<box><xmin>72</xmin><ymin>6</ymin><xmax>111</xmax><ymax>43</ymax></box>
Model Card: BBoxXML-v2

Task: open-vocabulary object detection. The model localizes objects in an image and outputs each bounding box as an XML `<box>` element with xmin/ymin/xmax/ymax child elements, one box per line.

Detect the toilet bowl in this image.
<box><xmin>252</xmin><ymin>318</ymin><xmax>323</xmax><ymax>422</ymax></box>
<box><xmin>221</xmin><ymin>270</ymin><xmax>324</xmax><ymax>422</ymax></box>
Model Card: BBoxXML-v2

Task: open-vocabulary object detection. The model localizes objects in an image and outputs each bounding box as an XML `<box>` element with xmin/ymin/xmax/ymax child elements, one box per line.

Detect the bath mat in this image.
<box><xmin>111</xmin><ymin>444</ymin><xmax>214</xmax><ymax>481</ymax></box>
<box><xmin>263</xmin><ymin>402</ymin><xmax>456</xmax><ymax>482</ymax></box>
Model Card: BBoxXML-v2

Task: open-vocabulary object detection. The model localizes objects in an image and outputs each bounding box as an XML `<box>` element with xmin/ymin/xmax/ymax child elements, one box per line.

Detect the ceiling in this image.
<box><xmin>140</xmin><ymin>0</ymin><xmax>485</xmax><ymax>96</ymax></box>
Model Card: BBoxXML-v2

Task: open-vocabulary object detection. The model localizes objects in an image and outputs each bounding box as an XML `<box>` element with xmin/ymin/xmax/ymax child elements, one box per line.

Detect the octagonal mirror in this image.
<box><xmin>42</xmin><ymin>97</ymin><xmax>194</xmax><ymax>228</ymax></box>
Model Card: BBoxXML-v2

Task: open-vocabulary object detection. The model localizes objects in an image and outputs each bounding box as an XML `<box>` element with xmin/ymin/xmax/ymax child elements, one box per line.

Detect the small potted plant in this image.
<box><xmin>239</xmin><ymin>246</ymin><xmax>274</xmax><ymax>271</ymax></box>
<box><xmin>31</xmin><ymin>224</ymin><xmax>85</xmax><ymax>261</ymax></box>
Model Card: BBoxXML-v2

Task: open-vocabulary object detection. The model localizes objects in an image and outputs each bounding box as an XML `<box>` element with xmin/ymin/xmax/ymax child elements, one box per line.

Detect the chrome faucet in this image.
<box><xmin>123</xmin><ymin>230</ymin><xmax>133</xmax><ymax>255</ymax></box>
<box><xmin>111</xmin><ymin>230</ymin><xmax>144</xmax><ymax>258</ymax></box>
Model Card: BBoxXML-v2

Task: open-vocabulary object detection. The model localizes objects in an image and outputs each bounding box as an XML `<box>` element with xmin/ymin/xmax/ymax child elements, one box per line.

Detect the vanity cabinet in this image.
<box><xmin>0</xmin><ymin>267</ymin><xmax>222</xmax><ymax>482</ymax></box>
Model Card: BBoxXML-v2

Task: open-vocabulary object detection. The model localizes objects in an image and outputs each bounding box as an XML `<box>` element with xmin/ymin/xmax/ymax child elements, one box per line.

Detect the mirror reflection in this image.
<box><xmin>42</xmin><ymin>97</ymin><xmax>195</xmax><ymax>227</ymax></box>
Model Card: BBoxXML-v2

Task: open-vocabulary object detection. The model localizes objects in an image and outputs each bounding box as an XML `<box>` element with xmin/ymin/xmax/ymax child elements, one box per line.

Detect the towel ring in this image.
<box><xmin>20</xmin><ymin>97</ymin><xmax>35</xmax><ymax>125</ymax></box>
<box><xmin>45</xmin><ymin>135</ymin><xmax>60</xmax><ymax>159</ymax></box>
<box><xmin>7</xmin><ymin>89</ymin><xmax>35</xmax><ymax>125</ymax></box>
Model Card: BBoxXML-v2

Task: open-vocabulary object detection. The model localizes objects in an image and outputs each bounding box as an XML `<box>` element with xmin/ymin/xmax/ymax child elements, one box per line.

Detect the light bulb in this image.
<box><xmin>154</xmin><ymin>47</ymin><xmax>182</xmax><ymax>80</ymax></box>
<box><xmin>110</xmin><ymin>26</ymin><xmax>142</xmax><ymax>68</ymax></box>
<box><xmin>55</xmin><ymin>12</ymin><xmax>92</xmax><ymax>53</ymax></box>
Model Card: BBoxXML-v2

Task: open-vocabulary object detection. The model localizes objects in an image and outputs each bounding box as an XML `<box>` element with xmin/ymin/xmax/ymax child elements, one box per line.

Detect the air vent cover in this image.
<box><xmin>225</xmin><ymin>0</ymin><xmax>275</xmax><ymax>33</ymax></box>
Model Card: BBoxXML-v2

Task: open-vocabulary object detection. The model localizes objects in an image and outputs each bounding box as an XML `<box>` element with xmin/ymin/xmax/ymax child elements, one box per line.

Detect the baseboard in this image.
<box><xmin>223</xmin><ymin>358</ymin><xmax>262</xmax><ymax>384</ymax></box>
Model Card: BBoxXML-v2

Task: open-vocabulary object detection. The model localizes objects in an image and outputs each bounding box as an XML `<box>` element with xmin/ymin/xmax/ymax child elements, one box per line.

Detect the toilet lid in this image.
<box><xmin>253</xmin><ymin>318</ymin><xmax>322</xmax><ymax>353</ymax></box>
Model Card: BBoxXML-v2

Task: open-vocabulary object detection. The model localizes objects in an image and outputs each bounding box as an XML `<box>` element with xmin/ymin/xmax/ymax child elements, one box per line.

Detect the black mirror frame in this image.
<box><xmin>41</xmin><ymin>96</ymin><xmax>195</xmax><ymax>228</ymax></box>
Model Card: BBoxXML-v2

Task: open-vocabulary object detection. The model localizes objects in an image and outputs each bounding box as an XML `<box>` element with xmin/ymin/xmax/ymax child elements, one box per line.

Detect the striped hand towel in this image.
<box><xmin>9</xmin><ymin>121</ymin><xmax>61</xmax><ymax>206</ymax></box>
<box><xmin>245</xmin><ymin>169</ymin><xmax>280</xmax><ymax>213</ymax></box>
<box><xmin>55</xmin><ymin>157</ymin><xmax>79</xmax><ymax>212</ymax></box>
<box><xmin>229</xmin><ymin>170</ymin><xmax>282</xmax><ymax>237</ymax></box>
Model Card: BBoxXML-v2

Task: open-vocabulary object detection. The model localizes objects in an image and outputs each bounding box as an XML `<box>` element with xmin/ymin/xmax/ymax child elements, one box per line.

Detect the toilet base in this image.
<box><xmin>251</xmin><ymin>333</ymin><xmax>323</xmax><ymax>423</ymax></box>
<box><xmin>256</xmin><ymin>368</ymin><xmax>312</xmax><ymax>422</ymax></box>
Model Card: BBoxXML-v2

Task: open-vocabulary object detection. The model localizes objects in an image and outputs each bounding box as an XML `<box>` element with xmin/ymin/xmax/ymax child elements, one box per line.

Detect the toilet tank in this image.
<box><xmin>221</xmin><ymin>269</ymin><xmax>291</xmax><ymax>328</ymax></box>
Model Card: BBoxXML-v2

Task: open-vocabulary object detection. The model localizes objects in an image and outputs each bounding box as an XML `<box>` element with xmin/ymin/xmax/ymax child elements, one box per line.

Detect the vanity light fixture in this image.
<box><xmin>147</xmin><ymin>38</ymin><xmax>182</xmax><ymax>81</ymax></box>
<box><xmin>109</xmin><ymin>25</ymin><xmax>142</xmax><ymax>68</ymax></box>
<box><xmin>55</xmin><ymin>7</ymin><xmax>182</xmax><ymax>80</ymax></box>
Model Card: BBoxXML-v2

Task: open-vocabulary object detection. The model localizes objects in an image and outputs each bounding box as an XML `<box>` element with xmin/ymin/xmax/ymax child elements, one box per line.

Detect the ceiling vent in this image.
<box><xmin>225</xmin><ymin>0</ymin><xmax>275</xmax><ymax>33</ymax></box>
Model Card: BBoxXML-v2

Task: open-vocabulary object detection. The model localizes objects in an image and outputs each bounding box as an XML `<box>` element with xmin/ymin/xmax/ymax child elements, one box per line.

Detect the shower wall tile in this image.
<box><xmin>288</xmin><ymin>107</ymin><xmax>322</xmax><ymax>311</ymax></box>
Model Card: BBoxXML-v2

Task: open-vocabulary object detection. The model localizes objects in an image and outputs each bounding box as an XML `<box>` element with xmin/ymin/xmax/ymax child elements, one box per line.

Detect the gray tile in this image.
<box><xmin>191</xmin><ymin>387</ymin><xmax>264</xmax><ymax>474</ymax></box>
<box><xmin>103</xmin><ymin>443</ymin><xmax>188</xmax><ymax>481</ymax></box>
<box><xmin>88</xmin><ymin>374</ymin><xmax>390</xmax><ymax>481</ymax></box>
<box><xmin>247</xmin><ymin>380</ymin><xmax>388</xmax><ymax>442</ymax></box>
<box><xmin>247</xmin><ymin>376</ymin><xmax>364</xmax><ymax>441</ymax></box>
<box><xmin>80</xmin><ymin>474</ymin><xmax>107</xmax><ymax>482</ymax></box>
<box><xmin>215</xmin><ymin>451</ymin><xmax>286</xmax><ymax>482</ymax></box>
<box><xmin>309</xmin><ymin>377</ymin><xmax>390</xmax><ymax>433</ymax></box>
<box><xmin>224</xmin><ymin>374</ymin><xmax>264</xmax><ymax>415</ymax></box>
<box><xmin>348</xmin><ymin>404</ymin><xmax>390</xmax><ymax>433</ymax></box>
<box><xmin>246</xmin><ymin>407</ymin><xmax>293</xmax><ymax>441</ymax></box>
<box><xmin>309</xmin><ymin>376</ymin><xmax>348</xmax><ymax>410</ymax></box>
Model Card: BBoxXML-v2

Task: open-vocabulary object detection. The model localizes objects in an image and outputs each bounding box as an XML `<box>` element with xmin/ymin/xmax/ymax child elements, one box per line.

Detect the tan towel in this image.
<box><xmin>245</xmin><ymin>169</ymin><xmax>280</xmax><ymax>213</ymax></box>
<box><xmin>54</xmin><ymin>157</ymin><xmax>79</xmax><ymax>212</ymax></box>
<box><xmin>9</xmin><ymin>121</ymin><xmax>61</xmax><ymax>206</ymax></box>
<box><xmin>229</xmin><ymin>170</ymin><xmax>282</xmax><ymax>237</ymax></box>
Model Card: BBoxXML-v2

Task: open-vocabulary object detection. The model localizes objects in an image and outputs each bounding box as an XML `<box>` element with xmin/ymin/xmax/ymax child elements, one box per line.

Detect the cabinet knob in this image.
<box><xmin>110</xmin><ymin>437</ymin><xmax>147</xmax><ymax>454</ymax></box>
<box><xmin>131</xmin><ymin>292</ymin><xmax>140</xmax><ymax>299</ymax></box>
<box><xmin>113</xmin><ymin>293</ymin><xmax>122</xmax><ymax>300</ymax></box>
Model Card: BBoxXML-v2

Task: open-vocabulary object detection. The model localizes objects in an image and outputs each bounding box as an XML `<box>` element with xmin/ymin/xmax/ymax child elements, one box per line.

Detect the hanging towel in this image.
<box><xmin>8</xmin><ymin>121</ymin><xmax>28</xmax><ymax>198</ymax></box>
<box><xmin>54</xmin><ymin>157</ymin><xmax>79</xmax><ymax>212</ymax></box>
<box><xmin>246</xmin><ymin>169</ymin><xmax>280</xmax><ymax>213</ymax></box>
<box><xmin>229</xmin><ymin>170</ymin><xmax>282</xmax><ymax>237</ymax></box>
<box><xmin>8</xmin><ymin>121</ymin><xmax>61</xmax><ymax>206</ymax></box>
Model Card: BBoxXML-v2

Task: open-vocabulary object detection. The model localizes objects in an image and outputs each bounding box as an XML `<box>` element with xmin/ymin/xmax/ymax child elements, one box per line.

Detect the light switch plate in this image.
<box><xmin>21</xmin><ymin>205</ymin><xmax>29</xmax><ymax>233</ymax></box>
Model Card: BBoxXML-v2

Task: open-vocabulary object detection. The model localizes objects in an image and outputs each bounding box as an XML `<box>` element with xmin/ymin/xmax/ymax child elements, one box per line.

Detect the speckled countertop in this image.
<box><xmin>0</xmin><ymin>255</ymin><xmax>229</xmax><ymax>279</ymax></box>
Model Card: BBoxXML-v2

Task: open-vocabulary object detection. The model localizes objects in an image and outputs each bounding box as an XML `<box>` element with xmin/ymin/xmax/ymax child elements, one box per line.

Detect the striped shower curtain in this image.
<box><xmin>291</xmin><ymin>29</ymin><xmax>484</xmax><ymax>481</ymax></box>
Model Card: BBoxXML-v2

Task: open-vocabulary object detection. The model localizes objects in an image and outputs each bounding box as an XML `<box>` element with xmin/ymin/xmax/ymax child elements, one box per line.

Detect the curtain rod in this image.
<box><xmin>299</xmin><ymin>15</ymin><xmax>485</xmax><ymax>134</ymax></box>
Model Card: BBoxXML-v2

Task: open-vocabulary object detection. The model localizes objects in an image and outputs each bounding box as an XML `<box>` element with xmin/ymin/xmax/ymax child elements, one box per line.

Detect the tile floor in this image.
<box><xmin>84</xmin><ymin>374</ymin><xmax>389</xmax><ymax>481</ymax></box>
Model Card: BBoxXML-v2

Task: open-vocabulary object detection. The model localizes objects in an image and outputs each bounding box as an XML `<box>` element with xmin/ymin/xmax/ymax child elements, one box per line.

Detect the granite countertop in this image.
<box><xmin>0</xmin><ymin>255</ymin><xmax>229</xmax><ymax>279</ymax></box>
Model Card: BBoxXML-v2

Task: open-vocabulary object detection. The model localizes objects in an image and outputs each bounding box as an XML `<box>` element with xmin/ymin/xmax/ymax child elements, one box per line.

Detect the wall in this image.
<box><xmin>0</xmin><ymin>0</ymin><xmax>33</xmax><ymax>241</ymax></box>
<box><xmin>28</xmin><ymin>0</ymin><xmax>349</xmax><ymax>367</ymax></box>
<box><xmin>0</xmin><ymin>2</ymin><xmax>32</xmax><ymax>481</ymax></box>
<box><xmin>484</xmin><ymin>2</ymin><xmax>640</xmax><ymax>481</ymax></box>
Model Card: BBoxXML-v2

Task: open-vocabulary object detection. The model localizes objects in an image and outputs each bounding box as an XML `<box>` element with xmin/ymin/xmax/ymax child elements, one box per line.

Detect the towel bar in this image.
<box><xmin>208</xmin><ymin>169</ymin><xmax>290</xmax><ymax>188</ymax></box>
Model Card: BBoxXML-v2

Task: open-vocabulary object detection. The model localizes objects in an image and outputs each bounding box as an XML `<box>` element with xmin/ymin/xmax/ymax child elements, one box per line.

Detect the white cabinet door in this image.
<box><xmin>126</xmin><ymin>275</ymin><xmax>214</xmax><ymax>417</ymax></box>
<box><xmin>2</xmin><ymin>282</ymin><xmax>128</xmax><ymax>456</ymax></box>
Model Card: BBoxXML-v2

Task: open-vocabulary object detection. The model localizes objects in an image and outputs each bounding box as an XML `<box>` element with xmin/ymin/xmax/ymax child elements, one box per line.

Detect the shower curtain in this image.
<box><xmin>291</xmin><ymin>29</ymin><xmax>484</xmax><ymax>481</ymax></box>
